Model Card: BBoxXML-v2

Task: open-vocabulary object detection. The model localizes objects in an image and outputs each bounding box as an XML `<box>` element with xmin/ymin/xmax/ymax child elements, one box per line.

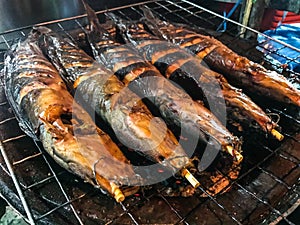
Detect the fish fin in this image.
<box><xmin>81</xmin><ymin>0</ymin><xmax>102</xmax><ymax>33</ymax></box>
<box><xmin>82</xmin><ymin>1</ymin><xmax>115</xmax><ymax>44</ymax></box>
<box><xmin>140</xmin><ymin>5</ymin><xmax>165</xmax><ymax>39</ymax></box>
<box><xmin>140</xmin><ymin>5</ymin><xmax>158</xmax><ymax>23</ymax></box>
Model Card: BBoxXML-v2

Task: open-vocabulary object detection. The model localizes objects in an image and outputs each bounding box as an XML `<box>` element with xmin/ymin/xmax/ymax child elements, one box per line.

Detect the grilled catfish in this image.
<box><xmin>107</xmin><ymin>13</ymin><xmax>283</xmax><ymax>141</ymax></box>
<box><xmin>83</xmin><ymin>3</ymin><xmax>242</xmax><ymax>165</ymax></box>
<box><xmin>34</xmin><ymin>27</ymin><xmax>197</xmax><ymax>185</ymax></box>
<box><xmin>141</xmin><ymin>7</ymin><xmax>300</xmax><ymax>108</ymax></box>
<box><xmin>3</xmin><ymin>31</ymin><xmax>142</xmax><ymax>202</ymax></box>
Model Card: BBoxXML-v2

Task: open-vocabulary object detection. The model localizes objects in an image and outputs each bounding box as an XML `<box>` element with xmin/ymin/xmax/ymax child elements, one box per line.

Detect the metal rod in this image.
<box><xmin>269</xmin><ymin>199</ymin><xmax>300</xmax><ymax>225</ymax></box>
<box><xmin>0</xmin><ymin>141</ymin><xmax>35</xmax><ymax>224</ymax></box>
<box><xmin>1</xmin><ymin>34</ymin><xmax>10</xmax><ymax>47</ymax></box>
<box><xmin>227</xmin><ymin>145</ymin><xmax>298</xmax><ymax>224</ymax></box>
<box><xmin>0</xmin><ymin>101</ymin><xmax>8</xmax><ymax>106</ymax></box>
<box><xmin>36</xmin><ymin>193</ymin><xmax>87</xmax><ymax>222</ymax></box>
<box><xmin>0</xmin><ymin>161</ymin><xmax>10</xmax><ymax>176</ymax></box>
<box><xmin>119</xmin><ymin>202</ymin><xmax>140</xmax><ymax>225</ymax></box>
<box><xmin>159</xmin><ymin>194</ymin><xmax>186</xmax><ymax>223</ymax></box>
<box><xmin>215</xmin><ymin>166</ymin><xmax>296</xmax><ymax>225</ymax></box>
<box><xmin>32</xmin><ymin>139</ymin><xmax>85</xmax><ymax>225</ymax></box>
<box><xmin>24</xmin><ymin>171</ymin><xmax>66</xmax><ymax>190</ymax></box>
<box><xmin>0</xmin><ymin>0</ymin><xmax>161</xmax><ymax>35</ymax></box>
<box><xmin>155</xmin><ymin>0</ymin><xmax>215</xmax><ymax>28</ymax></box>
<box><xmin>196</xmin><ymin>185</ymin><xmax>243</xmax><ymax>225</ymax></box>
<box><xmin>271</xmin><ymin>108</ymin><xmax>300</xmax><ymax>124</ymax></box>
<box><xmin>0</xmin><ymin>117</ymin><xmax>16</xmax><ymax>125</ymax></box>
<box><xmin>2</xmin><ymin>134</ymin><xmax>27</xmax><ymax>143</ymax></box>
<box><xmin>24</xmin><ymin>175</ymin><xmax>55</xmax><ymax>190</ymax></box>
<box><xmin>233</xmin><ymin>181</ymin><xmax>295</xmax><ymax>225</ymax></box>
<box><xmin>12</xmin><ymin>153</ymin><xmax>42</xmax><ymax>166</ymax></box>
<box><xmin>257</xmin><ymin>166</ymin><xmax>291</xmax><ymax>189</ymax></box>
<box><xmin>178</xmin><ymin>0</ymin><xmax>300</xmax><ymax>53</ymax></box>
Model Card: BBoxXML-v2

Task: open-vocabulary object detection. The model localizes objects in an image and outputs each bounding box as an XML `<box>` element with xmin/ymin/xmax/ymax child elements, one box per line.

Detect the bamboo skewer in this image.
<box><xmin>111</xmin><ymin>183</ymin><xmax>125</xmax><ymax>202</ymax></box>
<box><xmin>271</xmin><ymin>129</ymin><xmax>284</xmax><ymax>141</ymax></box>
<box><xmin>226</xmin><ymin>145</ymin><xmax>243</xmax><ymax>164</ymax></box>
<box><xmin>181</xmin><ymin>168</ymin><xmax>200</xmax><ymax>188</ymax></box>
<box><xmin>95</xmin><ymin>173</ymin><xmax>125</xmax><ymax>202</ymax></box>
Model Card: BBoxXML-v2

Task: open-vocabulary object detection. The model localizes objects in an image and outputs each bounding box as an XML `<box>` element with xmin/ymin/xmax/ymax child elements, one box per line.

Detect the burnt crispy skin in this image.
<box><xmin>108</xmin><ymin>13</ymin><xmax>278</xmax><ymax>137</ymax></box>
<box><xmin>84</xmin><ymin>10</ymin><xmax>241</xmax><ymax>160</ymax></box>
<box><xmin>141</xmin><ymin>7</ymin><xmax>300</xmax><ymax>108</ymax></box>
<box><xmin>36</xmin><ymin>26</ymin><xmax>190</xmax><ymax>173</ymax></box>
<box><xmin>4</xmin><ymin>33</ymin><xmax>139</xmax><ymax>202</ymax></box>
<box><xmin>85</xmin><ymin>9</ymin><xmax>243</xmax><ymax>195</ymax></box>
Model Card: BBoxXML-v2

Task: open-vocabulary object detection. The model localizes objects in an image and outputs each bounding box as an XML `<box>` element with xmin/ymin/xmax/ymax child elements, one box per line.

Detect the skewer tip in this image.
<box><xmin>271</xmin><ymin>129</ymin><xmax>284</xmax><ymax>141</ymax></box>
<box><xmin>110</xmin><ymin>183</ymin><xmax>125</xmax><ymax>202</ymax></box>
<box><xmin>235</xmin><ymin>152</ymin><xmax>243</xmax><ymax>164</ymax></box>
<box><xmin>113</xmin><ymin>186</ymin><xmax>125</xmax><ymax>202</ymax></box>
<box><xmin>181</xmin><ymin>168</ymin><xmax>200</xmax><ymax>188</ymax></box>
<box><xmin>226</xmin><ymin>145</ymin><xmax>243</xmax><ymax>164</ymax></box>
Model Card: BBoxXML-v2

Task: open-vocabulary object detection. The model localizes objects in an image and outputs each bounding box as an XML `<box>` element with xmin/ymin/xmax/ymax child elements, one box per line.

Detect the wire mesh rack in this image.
<box><xmin>0</xmin><ymin>0</ymin><xmax>299</xmax><ymax>224</ymax></box>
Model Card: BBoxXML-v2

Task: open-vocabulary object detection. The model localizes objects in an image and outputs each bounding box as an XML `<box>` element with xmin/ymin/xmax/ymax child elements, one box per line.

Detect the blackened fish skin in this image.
<box><xmin>83</xmin><ymin>5</ymin><xmax>243</xmax><ymax>194</ymax></box>
<box><xmin>35</xmin><ymin>26</ymin><xmax>191</xmax><ymax>174</ymax></box>
<box><xmin>111</xmin><ymin>11</ymin><xmax>280</xmax><ymax>138</ymax></box>
<box><xmin>4</xmin><ymin>32</ymin><xmax>140</xmax><ymax>202</ymax></box>
<box><xmin>141</xmin><ymin>7</ymin><xmax>300</xmax><ymax>108</ymax></box>
<box><xmin>83</xmin><ymin>8</ymin><xmax>242</xmax><ymax>162</ymax></box>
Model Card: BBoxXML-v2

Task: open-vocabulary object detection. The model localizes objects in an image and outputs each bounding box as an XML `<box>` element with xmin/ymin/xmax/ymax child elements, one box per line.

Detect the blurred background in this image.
<box><xmin>0</xmin><ymin>0</ymin><xmax>299</xmax><ymax>33</ymax></box>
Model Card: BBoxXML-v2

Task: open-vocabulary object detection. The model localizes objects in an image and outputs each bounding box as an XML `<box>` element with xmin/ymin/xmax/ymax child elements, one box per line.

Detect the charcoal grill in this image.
<box><xmin>0</xmin><ymin>0</ymin><xmax>299</xmax><ymax>224</ymax></box>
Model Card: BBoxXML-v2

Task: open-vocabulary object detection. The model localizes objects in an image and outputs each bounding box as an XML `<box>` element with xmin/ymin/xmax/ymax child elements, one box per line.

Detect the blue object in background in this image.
<box><xmin>216</xmin><ymin>0</ymin><xmax>243</xmax><ymax>32</ymax></box>
<box><xmin>257</xmin><ymin>23</ymin><xmax>300</xmax><ymax>73</ymax></box>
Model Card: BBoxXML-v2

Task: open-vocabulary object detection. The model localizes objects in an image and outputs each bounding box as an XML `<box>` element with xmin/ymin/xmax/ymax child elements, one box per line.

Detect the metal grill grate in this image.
<box><xmin>0</xmin><ymin>0</ymin><xmax>299</xmax><ymax>224</ymax></box>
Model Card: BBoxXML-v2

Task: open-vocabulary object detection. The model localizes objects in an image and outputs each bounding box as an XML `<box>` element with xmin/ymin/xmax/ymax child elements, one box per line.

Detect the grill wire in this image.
<box><xmin>0</xmin><ymin>0</ymin><xmax>299</xmax><ymax>224</ymax></box>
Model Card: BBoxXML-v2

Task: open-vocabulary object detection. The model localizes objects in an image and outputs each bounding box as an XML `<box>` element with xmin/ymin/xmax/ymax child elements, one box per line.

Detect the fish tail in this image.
<box><xmin>82</xmin><ymin>0</ymin><xmax>102</xmax><ymax>33</ymax></box>
<box><xmin>140</xmin><ymin>5</ymin><xmax>161</xmax><ymax>26</ymax></box>
<box><xmin>82</xmin><ymin>1</ymin><xmax>116</xmax><ymax>44</ymax></box>
<box><xmin>140</xmin><ymin>5</ymin><xmax>164</xmax><ymax>38</ymax></box>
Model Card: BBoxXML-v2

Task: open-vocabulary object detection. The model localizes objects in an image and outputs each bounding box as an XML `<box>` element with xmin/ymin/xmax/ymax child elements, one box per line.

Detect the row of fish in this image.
<box><xmin>140</xmin><ymin>7</ymin><xmax>300</xmax><ymax>108</ymax></box>
<box><xmin>4</xmin><ymin>4</ymin><xmax>299</xmax><ymax>202</ymax></box>
<box><xmin>4</xmin><ymin>32</ymin><xmax>138</xmax><ymax>202</ymax></box>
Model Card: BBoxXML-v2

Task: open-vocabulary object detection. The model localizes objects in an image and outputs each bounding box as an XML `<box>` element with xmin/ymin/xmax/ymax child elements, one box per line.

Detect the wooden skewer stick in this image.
<box><xmin>271</xmin><ymin>129</ymin><xmax>284</xmax><ymax>141</ymax></box>
<box><xmin>181</xmin><ymin>168</ymin><xmax>200</xmax><ymax>188</ymax></box>
<box><xmin>111</xmin><ymin>183</ymin><xmax>125</xmax><ymax>202</ymax></box>
<box><xmin>95</xmin><ymin>173</ymin><xmax>125</xmax><ymax>202</ymax></box>
<box><xmin>226</xmin><ymin>145</ymin><xmax>243</xmax><ymax>164</ymax></box>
